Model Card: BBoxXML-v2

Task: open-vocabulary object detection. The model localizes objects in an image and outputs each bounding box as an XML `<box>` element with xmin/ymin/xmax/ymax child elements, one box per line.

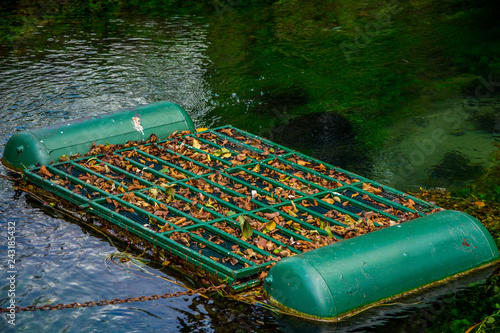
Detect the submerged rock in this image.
<box><xmin>269</xmin><ymin>111</ymin><xmax>368</xmax><ymax>172</ymax></box>
<box><xmin>430</xmin><ymin>150</ymin><xmax>483</xmax><ymax>183</ymax></box>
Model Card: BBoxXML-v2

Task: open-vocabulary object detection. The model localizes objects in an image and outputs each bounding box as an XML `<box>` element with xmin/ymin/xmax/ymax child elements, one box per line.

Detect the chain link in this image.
<box><xmin>0</xmin><ymin>284</ymin><xmax>227</xmax><ymax>313</ymax></box>
<box><xmin>0</xmin><ymin>174</ymin><xmax>17</xmax><ymax>181</ymax></box>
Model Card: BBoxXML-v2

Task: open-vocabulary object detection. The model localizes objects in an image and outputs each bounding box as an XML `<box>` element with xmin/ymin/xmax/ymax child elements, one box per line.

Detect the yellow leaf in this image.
<box><xmin>474</xmin><ymin>201</ymin><xmax>485</xmax><ymax>208</ymax></box>
<box><xmin>266</xmin><ymin>221</ymin><xmax>276</xmax><ymax>231</ymax></box>
<box><xmin>323</xmin><ymin>198</ymin><xmax>335</xmax><ymax>205</ymax></box>
<box><xmin>251</xmin><ymin>164</ymin><xmax>261</xmax><ymax>172</ymax></box>
<box><xmin>192</xmin><ymin>139</ymin><xmax>202</xmax><ymax>149</ymax></box>
<box><xmin>343</xmin><ymin>215</ymin><xmax>357</xmax><ymax>226</ymax></box>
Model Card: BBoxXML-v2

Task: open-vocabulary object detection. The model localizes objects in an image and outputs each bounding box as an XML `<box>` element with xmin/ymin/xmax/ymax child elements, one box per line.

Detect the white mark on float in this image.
<box><xmin>131</xmin><ymin>116</ymin><xmax>144</xmax><ymax>135</ymax></box>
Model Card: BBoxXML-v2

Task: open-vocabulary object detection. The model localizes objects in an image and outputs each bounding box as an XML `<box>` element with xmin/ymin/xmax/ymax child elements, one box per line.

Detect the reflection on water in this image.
<box><xmin>0</xmin><ymin>15</ymin><xmax>213</xmax><ymax>141</ymax></box>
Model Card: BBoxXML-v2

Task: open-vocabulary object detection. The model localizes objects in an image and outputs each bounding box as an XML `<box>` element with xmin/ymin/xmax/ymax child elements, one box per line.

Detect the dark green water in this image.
<box><xmin>1</xmin><ymin>1</ymin><xmax>499</xmax><ymax>332</ymax></box>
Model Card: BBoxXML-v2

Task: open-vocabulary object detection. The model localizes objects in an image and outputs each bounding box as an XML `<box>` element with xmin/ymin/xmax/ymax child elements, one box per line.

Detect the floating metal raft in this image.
<box><xmin>2</xmin><ymin>102</ymin><xmax>498</xmax><ymax>321</ymax></box>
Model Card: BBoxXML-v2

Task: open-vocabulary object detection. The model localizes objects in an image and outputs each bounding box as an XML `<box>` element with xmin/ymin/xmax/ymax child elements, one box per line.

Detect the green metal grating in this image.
<box><xmin>24</xmin><ymin>125</ymin><xmax>441</xmax><ymax>290</ymax></box>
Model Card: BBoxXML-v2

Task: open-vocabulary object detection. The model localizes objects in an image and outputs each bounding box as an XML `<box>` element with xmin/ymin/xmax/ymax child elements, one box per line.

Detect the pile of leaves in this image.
<box><xmin>35</xmin><ymin>129</ymin><xmax>443</xmax><ymax>286</ymax></box>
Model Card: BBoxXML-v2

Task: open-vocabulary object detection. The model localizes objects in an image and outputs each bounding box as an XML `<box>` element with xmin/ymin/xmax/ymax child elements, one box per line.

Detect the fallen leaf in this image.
<box><xmin>238</xmin><ymin>215</ymin><xmax>253</xmax><ymax>239</ymax></box>
<box><xmin>343</xmin><ymin>215</ymin><xmax>357</xmax><ymax>226</ymax></box>
<box><xmin>263</xmin><ymin>212</ymin><xmax>280</xmax><ymax>220</ymax></box>
<box><xmin>324</xmin><ymin>225</ymin><xmax>334</xmax><ymax>238</ymax></box>
<box><xmin>58</xmin><ymin>155</ymin><xmax>69</xmax><ymax>162</ymax></box>
<box><xmin>474</xmin><ymin>201</ymin><xmax>485</xmax><ymax>208</ymax></box>
<box><xmin>38</xmin><ymin>165</ymin><xmax>53</xmax><ymax>178</ymax></box>
<box><xmin>266</xmin><ymin>221</ymin><xmax>276</xmax><ymax>231</ymax></box>
<box><xmin>256</xmin><ymin>237</ymin><xmax>268</xmax><ymax>249</ymax></box>
<box><xmin>192</xmin><ymin>139</ymin><xmax>202</xmax><ymax>149</ymax></box>
<box><xmin>251</xmin><ymin>164</ymin><xmax>261</xmax><ymax>173</ymax></box>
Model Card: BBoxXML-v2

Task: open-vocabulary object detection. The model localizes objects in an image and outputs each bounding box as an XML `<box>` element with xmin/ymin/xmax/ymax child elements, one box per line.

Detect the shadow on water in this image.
<box><xmin>270</xmin><ymin>111</ymin><xmax>370</xmax><ymax>174</ymax></box>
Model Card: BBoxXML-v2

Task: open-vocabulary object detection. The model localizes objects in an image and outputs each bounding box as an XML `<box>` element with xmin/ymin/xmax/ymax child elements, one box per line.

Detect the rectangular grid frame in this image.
<box><xmin>24</xmin><ymin>125</ymin><xmax>440</xmax><ymax>290</ymax></box>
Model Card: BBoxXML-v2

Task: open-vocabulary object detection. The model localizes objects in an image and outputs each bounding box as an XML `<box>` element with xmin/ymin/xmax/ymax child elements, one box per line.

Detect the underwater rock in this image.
<box><xmin>430</xmin><ymin>150</ymin><xmax>483</xmax><ymax>182</ymax></box>
<box><xmin>270</xmin><ymin>111</ymin><xmax>368</xmax><ymax>171</ymax></box>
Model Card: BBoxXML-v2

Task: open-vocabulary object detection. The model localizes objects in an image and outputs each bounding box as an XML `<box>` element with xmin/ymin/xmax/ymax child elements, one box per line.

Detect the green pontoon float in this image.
<box><xmin>2</xmin><ymin>101</ymin><xmax>498</xmax><ymax>321</ymax></box>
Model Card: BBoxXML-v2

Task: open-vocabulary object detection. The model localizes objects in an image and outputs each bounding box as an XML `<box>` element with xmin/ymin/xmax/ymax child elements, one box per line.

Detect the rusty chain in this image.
<box><xmin>0</xmin><ymin>284</ymin><xmax>227</xmax><ymax>313</ymax></box>
<box><xmin>0</xmin><ymin>174</ymin><xmax>17</xmax><ymax>181</ymax></box>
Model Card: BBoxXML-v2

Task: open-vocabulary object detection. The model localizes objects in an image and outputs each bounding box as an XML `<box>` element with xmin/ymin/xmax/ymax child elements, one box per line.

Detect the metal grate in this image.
<box><xmin>24</xmin><ymin>125</ymin><xmax>441</xmax><ymax>290</ymax></box>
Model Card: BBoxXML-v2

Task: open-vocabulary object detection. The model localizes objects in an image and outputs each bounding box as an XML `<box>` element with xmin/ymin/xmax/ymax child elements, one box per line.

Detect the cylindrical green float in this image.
<box><xmin>263</xmin><ymin>210</ymin><xmax>499</xmax><ymax>321</ymax></box>
<box><xmin>2</xmin><ymin>101</ymin><xmax>195</xmax><ymax>172</ymax></box>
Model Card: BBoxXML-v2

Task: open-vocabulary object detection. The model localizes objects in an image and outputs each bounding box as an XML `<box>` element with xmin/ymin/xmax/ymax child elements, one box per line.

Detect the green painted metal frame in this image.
<box><xmin>23</xmin><ymin>125</ymin><xmax>440</xmax><ymax>291</ymax></box>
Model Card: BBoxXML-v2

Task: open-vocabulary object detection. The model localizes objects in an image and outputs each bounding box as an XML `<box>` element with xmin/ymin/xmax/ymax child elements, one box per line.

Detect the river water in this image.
<box><xmin>0</xmin><ymin>5</ymin><xmax>499</xmax><ymax>332</ymax></box>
